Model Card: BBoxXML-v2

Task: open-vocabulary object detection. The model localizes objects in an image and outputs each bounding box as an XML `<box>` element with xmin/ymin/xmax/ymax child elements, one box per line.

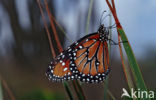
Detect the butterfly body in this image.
<box><xmin>46</xmin><ymin>24</ymin><xmax>110</xmax><ymax>83</ymax></box>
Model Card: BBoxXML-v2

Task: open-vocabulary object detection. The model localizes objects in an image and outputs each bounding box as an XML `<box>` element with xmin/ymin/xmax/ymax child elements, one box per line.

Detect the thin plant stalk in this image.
<box><xmin>45</xmin><ymin>1</ymin><xmax>86</xmax><ymax>99</ymax></box>
<box><xmin>37</xmin><ymin>0</ymin><xmax>86</xmax><ymax>100</ymax></box>
<box><xmin>104</xmin><ymin>10</ymin><xmax>112</xmax><ymax>100</ymax></box>
<box><xmin>43</xmin><ymin>0</ymin><xmax>62</xmax><ymax>52</ymax></box>
<box><xmin>85</xmin><ymin>0</ymin><xmax>94</xmax><ymax>34</ymax></box>
<box><xmin>118</xmin><ymin>35</ymin><xmax>134</xmax><ymax>90</ymax></box>
<box><xmin>37</xmin><ymin>0</ymin><xmax>73</xmax><ymax>99</ymax></box>
<box><xmin>37</xmin><ymin>0</ymin><xmax>56</xmax><ymax>57</ymax></box>
<box><xmin>74</xmin><ymin>80</ymin><xmax>86</xmax><ymax>100</ymax></box>
<box><xmin>106</xmin><ymin>0</ymin><xmax>149</xmax><ymax>98</ymax></box>
<box><xmin>63</xmin><ymin>82</ymin><xmax>74</xmax><ymax>100</ymax></box>
<box><xmin>72</xmin><ymin>81</ymin><xmax>86</xmax><ymax>100</ymax></box>
<box><xmin>50</xmin><ymin>15</ymin><xmax>72</xmax><ymax>43</ymax></box>
<box><xmin>0</xmin><ymin>79</ymin><xmax>4</xmax><ymax>100</ymax></box>
<box><xmin>0</xmin><ymin>75</ymin><xmax>15</xmax><ymax>100</ymax></box>
<box><xmin>107</xmin><ymin>89</ymin><xmax>116</xmax><ymax>100</ymax></box>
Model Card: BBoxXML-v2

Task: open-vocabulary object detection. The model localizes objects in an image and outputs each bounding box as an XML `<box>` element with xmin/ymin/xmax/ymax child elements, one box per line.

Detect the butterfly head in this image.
<box><xmin>98</xmin><ymin>24</ymin><xmax>109</xmax><ymax>41</ymax></box>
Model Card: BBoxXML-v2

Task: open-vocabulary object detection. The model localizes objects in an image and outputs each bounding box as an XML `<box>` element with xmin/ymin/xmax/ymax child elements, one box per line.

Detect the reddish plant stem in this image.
<box><xmin>106</xmin><ymin>0</ymin><xmax>130</xmax><ymax>84</ymax></box>
<box><xmin>37</xmin><ymin>1</ymin><xmax>86</xmax><ymax>100</ymax></box>
<box><xmin>44</xmin><ymin>0</ymin><xmax>63</xmax><ymax>52</ymax></box>
<box><xmin>107</xmin><ymin>0</ymin><xmax>132</xmax><ymax>48</ymax></box>
<box><xmin>111</xmin><ymin>0</ymin><xmax>117</xmax><ymax>15</ymax></box>
<box><xmin>106</xmin><ymin>0</ymin><xmax>121</xmax><ymax>29</ymax></box>
<box><xmin>106</xmin><ymin>0</ymin><xmax>132</xmax><ymax>49</ymax></box>
<box><xmin>38</xmin><ymin>1</ymin><xmax>86</xmax><ymax>100</ymax></box>
<box><xmin>0</xmin><ymin>75</ymin><xmax>15</xmax><ymax>100</ymax></box>
<box><xmin>118</xmin><ymin>35</ymin><xmax>129</xmax><ymax>82</ymax></box>
<box><xmin>37</xmin><ymin>0</ymin><xmax>56</xmax><ymax>57</ymax></box>
<box><xmin>43</xmin><ymin>1</ymin><xmax>86</xmax><ymax>99</ymax></box>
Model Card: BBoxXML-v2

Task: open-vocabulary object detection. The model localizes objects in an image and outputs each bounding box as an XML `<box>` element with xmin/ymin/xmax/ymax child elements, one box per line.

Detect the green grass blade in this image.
<box><xmin>107</xmin><ymin>89</ymin><xmax>116</xmax><ymax>100</ymax></box>
<box><xmin>63</xmin><ymin>82</ymin><xmax>74</xmax><ymax>100</ymax></box>
<box><xmin>103</xmin><ymin>78</ymin><xmax>109</xmax><ymax>100</ymax></box>
<box><xmin>118</xmin><ymin>46</ymin><xmax>136</xmax><ymax>100</ymax></box>
<box><xmin>72</xmin><ymin>81</ymin><xmax>86</xmax><ymax>100</ymax></box>
<box><xmin>0</xmin><ymin>80</ymin><xmax>4</xmax><ymax>100</ymax></box>
<box><xmin>118</xmin><ymin>28</ymin><xmax>150</xmax><ymax>100</ymax></box>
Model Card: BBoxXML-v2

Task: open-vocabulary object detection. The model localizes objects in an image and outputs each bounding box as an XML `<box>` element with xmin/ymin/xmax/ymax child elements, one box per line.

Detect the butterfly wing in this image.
<box><xmin>46</xmin><ymin>33</ymin><xmax>99</xmax><ymax>82</ymax></box>
<box><xmin>46</xmin><ymin>32</ymin><xmax>110</xmax><ymax>83</ymax></box>
<box><xmin>69</xmin><ymin>33</ymin><xmax>110</xmax><ymax>83</ymax></box>
<box><xmin>46</xmin><ymin>50</ymin><xmax>75</xmax><ymax>82</ymax></box>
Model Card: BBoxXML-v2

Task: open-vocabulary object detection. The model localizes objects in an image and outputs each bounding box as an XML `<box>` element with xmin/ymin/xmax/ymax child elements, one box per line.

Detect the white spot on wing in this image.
<box><xmin>62</xmin><ymin>62</ymin><xmax>65</xmax><ymax>66</ymax></box>
<box><xmin>63</xmin><ymin>67</ymin><xmax>68</xmax><ymax>71</ymax></box>
<box><xmin>49</xmin><ymin>66</ymin><xmax>52</xmax><ymax>69</ymax></box>
<box><xmin>62</xmin><ymin>55</ymin><xmax>65</xmax><ymax>58</ymax></box>
<box><xmin>68</xmin><ymin>72</ymin><xmax>71</xmax><ymax>75</ymax></box>
<box><xmin>51</xmin><ymin>70</ymin><xmax>53</xmax><ymax>73</ymax></box>
<box><xmin>79</xmin><ymin>46</ymin><xmax>83</xmax><ymax>49</ymax></box>
<box><xmin>73</xmin><ymin>53</ymin><xmax>76</xmax><ymax>56</ymax></box>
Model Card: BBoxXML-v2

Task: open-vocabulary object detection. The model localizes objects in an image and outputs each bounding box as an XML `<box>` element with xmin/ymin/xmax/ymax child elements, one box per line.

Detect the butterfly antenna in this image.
<box><xmin>102</xmin><ymin>14</ymin><xmax>111</xmax><ymax>24</ymax></box>
<box><xmin>100</xmin><ymin>10</ymin><xmax>107</xmax><ymax>25</ymax></box>
<box><xmin>100</xmin><ymin>11</ymin><xmax>112</xmax><ymax>27</ymax></box>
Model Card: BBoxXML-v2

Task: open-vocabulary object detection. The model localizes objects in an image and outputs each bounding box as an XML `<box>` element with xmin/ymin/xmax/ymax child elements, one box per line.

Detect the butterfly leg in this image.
<box><xmin>108</xmin><ymin>39</ymin><xmax>127</xmax><ymax>45</ymax></box>
<box><xmin>108</xmin><ymin>23</ymin><xmax>116</xmax><ymax>29</ymax></box>
<box><xmin>107</xmin><ymin>22</ymin><xmax>122</xmax><ymax>29</ymax></box>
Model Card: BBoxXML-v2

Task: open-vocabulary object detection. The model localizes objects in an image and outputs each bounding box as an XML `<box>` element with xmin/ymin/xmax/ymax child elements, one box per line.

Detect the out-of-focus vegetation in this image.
<box><xmin>19</xmin><ymin>89</ymin><xmax>65</xmax><ymax>100</ymax></box>
<box><xmin>0</xmin><ymin>0</ymin><xmax>156</xmax><ymax>100</ymax></box>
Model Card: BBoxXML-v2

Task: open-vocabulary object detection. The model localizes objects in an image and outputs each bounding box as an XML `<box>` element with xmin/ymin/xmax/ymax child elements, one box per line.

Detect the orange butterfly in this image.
<box><xmin>46</xmin><ymin>24</ymin><xmax>110</xmax><ymax>83</ymax></box>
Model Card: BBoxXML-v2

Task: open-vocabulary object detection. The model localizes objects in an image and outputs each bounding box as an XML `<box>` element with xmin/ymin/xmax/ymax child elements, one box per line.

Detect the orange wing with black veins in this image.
<box><xmin>69</xmin><ymin>33</ymin><xmax>110</xmax><ymax>83</ymax></box>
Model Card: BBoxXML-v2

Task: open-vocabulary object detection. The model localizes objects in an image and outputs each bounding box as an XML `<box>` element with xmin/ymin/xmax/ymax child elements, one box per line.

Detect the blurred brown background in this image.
<box><xmin>0</xmin><ymin>0</ymin><xmax>156</xmax><ymax>100</ymax></box>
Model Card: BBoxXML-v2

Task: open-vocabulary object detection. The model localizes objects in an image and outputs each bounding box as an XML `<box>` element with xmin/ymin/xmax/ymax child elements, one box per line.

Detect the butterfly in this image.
<box><xmin>46</xmin><ymin>24</ymin><xmax>111</xmax><ymax>83</ymax></box>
